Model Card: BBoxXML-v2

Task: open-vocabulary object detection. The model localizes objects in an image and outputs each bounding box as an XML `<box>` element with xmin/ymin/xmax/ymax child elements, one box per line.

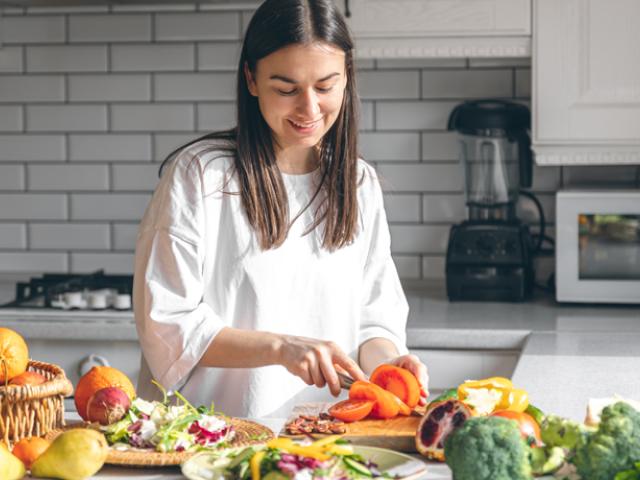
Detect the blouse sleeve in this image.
<box><xmin>133</xmin><ymin>149</ymin><xmax>225</xmax><ymax>391</ymax></box>
<box><xmin>358</xmin><ymin>164</ymin><xmax>410</xmax><ymax>356</ymax></box>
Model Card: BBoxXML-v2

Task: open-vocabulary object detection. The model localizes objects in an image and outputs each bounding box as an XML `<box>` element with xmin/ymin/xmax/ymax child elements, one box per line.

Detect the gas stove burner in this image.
<box><xmin>1</xmin><ymin>270</ymin><xmax>133</xmax><ymax>310</ymax></box>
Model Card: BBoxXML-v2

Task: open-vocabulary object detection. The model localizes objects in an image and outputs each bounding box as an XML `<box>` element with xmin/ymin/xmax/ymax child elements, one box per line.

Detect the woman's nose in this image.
<box><xmin>297</xmin><ymin>89</ymin><xmax>320</xmax><ymax>118</ymax></box>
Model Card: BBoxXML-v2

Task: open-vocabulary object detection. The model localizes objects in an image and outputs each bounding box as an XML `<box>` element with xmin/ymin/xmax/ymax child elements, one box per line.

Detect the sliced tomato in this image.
<box><xmin>491</xmin><ymin>410</ymin><xmax>541</xmax><ymax>446</ymax></box>
<box><xmin>349</xmin><ymin>380</ymin><xmax>400</xmax><ymax>419</ymax></box>
<box><xmin>370</xmin><ymin>364</ymin><xmax>421</xmax><ymax>408</ymax></box>
<box><xmin>328</xmin><ymin>399</ymin><xmax>375</xmax><ymax>423</ymax></box>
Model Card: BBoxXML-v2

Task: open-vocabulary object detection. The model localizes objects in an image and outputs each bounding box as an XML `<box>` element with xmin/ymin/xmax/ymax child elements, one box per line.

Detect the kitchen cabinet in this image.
<box><xmin>340</xmin><ymin>0</ymin><xmax>531</xmax><ymax>58</ymax></box>
<box><xmin>533</xmin><ymin>0</ymin><xmax>640</xmax><ymax>165</ymax></box>
<box><xmin>410</xmin><ymin>348</ymin><xmax>519</xmax><ymax>391</ymax></box>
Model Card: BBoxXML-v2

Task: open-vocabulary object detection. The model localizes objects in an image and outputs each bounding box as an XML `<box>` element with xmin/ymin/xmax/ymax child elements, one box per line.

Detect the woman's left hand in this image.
<box><xmin>385</xmin><ymin>354</ymin><xmax>430</xmax><ymax>406</ymax></box>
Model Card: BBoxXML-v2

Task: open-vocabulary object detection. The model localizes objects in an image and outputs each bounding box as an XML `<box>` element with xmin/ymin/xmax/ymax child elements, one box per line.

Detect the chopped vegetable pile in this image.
<box><xmin>104</xmin><ymin>383</ymin><xmax>234</xmax><ymax>453</ymax></box>
<box><xmin>186</xmin><ymin>435</ymin><xmax>393</xmax><ymax>480</ymax></box>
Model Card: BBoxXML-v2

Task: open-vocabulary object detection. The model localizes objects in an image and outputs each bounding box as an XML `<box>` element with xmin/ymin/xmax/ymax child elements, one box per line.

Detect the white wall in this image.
<box><xmin>0</xmin><ymin>4</ymin><xmax>638</xmax><ymax>281</ymax></box>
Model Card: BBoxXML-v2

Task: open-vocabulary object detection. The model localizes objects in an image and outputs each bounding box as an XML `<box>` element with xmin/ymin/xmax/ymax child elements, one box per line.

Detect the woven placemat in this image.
<box><xmin>45</xmin><ymin>417</ymin><xmax>274</xmax><ymax>467</ymax></box>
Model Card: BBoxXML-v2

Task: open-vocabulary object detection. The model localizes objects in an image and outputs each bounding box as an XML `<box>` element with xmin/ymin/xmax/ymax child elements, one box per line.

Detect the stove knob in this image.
<box><xmin>78</xmin><ymin>354</ymin><xmax>110</xmax><ymax>377</ymax></box>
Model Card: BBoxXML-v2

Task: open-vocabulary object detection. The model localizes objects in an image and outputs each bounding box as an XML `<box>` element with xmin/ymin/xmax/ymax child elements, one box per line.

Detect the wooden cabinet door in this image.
<box><xmin>533</xmin><ymin>0</ymin><xmax>640</xmax><ymax>164</ymax></box>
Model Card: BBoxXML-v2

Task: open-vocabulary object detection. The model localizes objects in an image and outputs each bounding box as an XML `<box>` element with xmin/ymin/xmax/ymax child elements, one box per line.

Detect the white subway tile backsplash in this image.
<box><xmin>70</xmin><ymin>134</ymin><xmax>152</xmax><ymax>162</ymax></box>
<box><xmin>360</xmin><ymin>132</ymin><xmax>420</xmax><ymax>161</ymax></box>
<box><xmin>531</xmin><ymin>165</ymin><xmax>561</xmax><ymax>192</ymax></box>
<box><xmin>198</xmin><ymin>42</ymin><xmax>242</xmax><ymax>71</ymax></box>
<box><xmin>515</xmin><ymin>69</ymin><xmax>531</xmax><ymax>98</ymax></box>
<box><xmin>70</xmin><ymin>193</ymin><xmax>151</xmax><ymax>220</ymax></box>
<box><xmin>0</xmin><ymin>252</ymin><xmax>68</xmax><ymax>273</ymax></box>
<box><xmin>0</xmin><ymin>47</ymin><xmax>24</xmax><ymax>73</ymax></box>
<box><xmin>0</xmin><ymin>76</ymin><xmax>65</xmax><ymax>102</ymax></box>
<box><xmin>28</xmin><ymin>164</ymin><xmax>109</xmax><ymax>191</ymax></box>
<box><xmin>0</xmin><ymin>106</ymin><xmax>23</xmax><ymax>132</ymax></box>
<box><xmin>113</xmin><ymin>223</ymin><xmax>139</xmax><ymax>250</ymax></box>
<box><xmin>2</xmin><ymin>16</ymin><xmax>65</xmax><ymax>44</ymax></box>
<box><xmin>69</xmin><ymin>14</ymin><xmax>152</xmax><ymax>42</ymax></box>
<box><xmin>422</xmin><ymin>255</ymin><xmax>446</xmax><ymax>279</ymax></box>
<box><xmin>377</xmin><ymin>164</ymin><xmax>463</xmax><ymax>192</ymax></box>
<box><xmin>390</xmin><ymin>225</ymin><xmax>450</xmax><ymax>254</ymax></box>
<box><xmin>30</xmin><ymin>223</ymin><xmax>110</xmax><ymax>250</ymax></box>
<box><xmin>357</xmin><ymin>70</ymin><xmax>420</xmax><ymax>100</ymax></box>
<box><xmin>26</xmin><ymin>105</ymin><xmax>108</xmax><ymax>132</ymax></box>
<box><xmin>0</xmin><ymin>135</ymin><xmax>65</xmax><ymax>161</ymax></box>
<box><xmin>422</xmin><ymin>69</ymin><xmax>512</xmax><ymax>99</ymax></box>
<box><xmin>518</xmin><ymin>192</ymin><xmax>555</xmax><ymax>223</ymax></box>
<box><xmin>0</xmin><ymin>224</ymin><xmax>27</xmax><ymax>249</ymax></box>
<box><xmin>154</xmin><ymin>73</ymin><xmax>236</xmax><ymax>101</ymax></box>
<box><xmin>382</xmin><ymin>194</ymin><xmax>421</xmax><ymax>222</ymax></box>
<box><xmin>112</xmin><ymin>3</ymin><xmax>196</xmax><ymax>12</ymax></box>
<box><xmin>111</xmin><ymin>104</ymin><xmax>195</xmax><ymax>131</ymax></box>
<box><xmin>112</xmin><ymin>164</ymin><xmax>159</xmax><ymax>191</ymax></box>
<box><xmin>421</xmin><ymin>132</ymin><xmax>459</xmax><ymax>161</ymax></box>
<box><xmin>26</xmin><ymin>46</ymin><xmax>108</xmax><ymax>73</ymax></box>
<box><xmin>422</xmin><ymin>194</ymin><xmax>465</xmax><ymax>222</ymax></box>
<box><xmin>377</xmin><ymin>58</ymin><xmax>467</xmax><ymax>69</ymax></box>
<box><xmin>197</xmin><ymin>103</ymin><xmax>237</xmax><ymax>131</ymax></box>
<box><xmin>153</xmin><ymin>134</ymin><xmax>199</xmax><ymax>161</ymax></box>
<box><xmin>155</xmin><ymin>12</ymin><xmax>240</xmax><ymax>41</ymax></box>
<box><xmin>360</xmin><ymin>101</ymin><xmax>374</xmax><ymax>131</ymax></box>
<box><xmin>111</xmin><ymin>44</ymin><xmax>195</xmax><ymax>72</ymax></box>
<box><xmin>392</xmin><ymin>255</ymin><xmax>421</xmax><ymax>280</ymax></box>
<box><xmin>0</xmin><ymin>165</ymin><xmax>25</xmax><ymax>190</ymax></box>
<box><xmin>0</xmin><ymin>194</ymin><xmax>67</xmax><ymax>220</ymax></box>
<box><xmin>27</xmin><ymin>5</ymin><xmax>109</xmax><ymax>14</ymax></box>
<box><xmin>562</xmin><ymin>165</ymin><xmax>638</xmax><ymax>187</ymax></box>
<box><xmin>354</xmin><ymin>59</ymin><xmax>375</xmax><ymax>70</ymax></box>
<box><xmin>69</xmin><ymin>74</ymin><xmax>151</xmax><ymax>102</ymax></box>
<box><xmin>71</xmin><ymin>252</ymin><xmax>134</xmax><ymax>274</ymax></box>
<box><xmin>376</xmin><ymin>101</ymin><xmax>457</xmax><ymax>130</ymax></box>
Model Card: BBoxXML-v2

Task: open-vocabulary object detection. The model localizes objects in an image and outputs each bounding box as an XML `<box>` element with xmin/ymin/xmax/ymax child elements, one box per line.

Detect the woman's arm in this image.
<box><xmin>198</xmin><ymin>327</ymin><xmax>367</xmax><ymax>397</ymax></box>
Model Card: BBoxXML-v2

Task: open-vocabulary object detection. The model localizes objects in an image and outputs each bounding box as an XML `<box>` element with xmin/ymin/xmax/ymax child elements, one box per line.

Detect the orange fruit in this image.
<box><xmin>0</xmin><ymin>327</ymin><xmax>29</xmax><ymax>384</ymax></box>
<box><xmin>9</xmin><ymin>371</ymin><xmax>47</xmax><ymax>386</ymax></box>
<box><xmin>12</xmin><ymin>436</ymin><xmax>50</xmax><ymax>469</ymax></box>
<box><xmin>75</xmin><ymin>366</ymin><xmax>136</xmax><ymax>420</ymax></box>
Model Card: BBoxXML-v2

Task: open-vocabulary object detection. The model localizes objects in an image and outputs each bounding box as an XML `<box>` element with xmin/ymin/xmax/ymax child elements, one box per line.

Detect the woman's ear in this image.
<box><xmin>244</xmin><ymin>63</ymin><xmax>258</xmax><ymax>97</ymax></box>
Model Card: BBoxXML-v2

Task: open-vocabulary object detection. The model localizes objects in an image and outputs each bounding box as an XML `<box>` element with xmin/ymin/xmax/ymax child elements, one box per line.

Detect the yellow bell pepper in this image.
<box><xmin>266</xmin><ymin>438</ymin><xmax>294</xmax><ymax>449</ymax></box>
<box><xmin>250</xmin><ymin>450</ymin><xmax>266</xmax><ymax>480</ymax></box>
<box><xmin>457</xmin><ymin>377</ymin><xmax>529</xmax><ymax>414</ymax></box>
<box><xmin>310</xmin><ymin>434</ymin><xmax>342</xmax><ymax>448</ymax></box>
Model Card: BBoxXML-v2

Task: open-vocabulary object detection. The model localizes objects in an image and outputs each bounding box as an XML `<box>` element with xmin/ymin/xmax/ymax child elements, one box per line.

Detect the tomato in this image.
<box><xmin>491</xmin><ymin>410</ymin><xmax>541</xmax><ymax>446</ymax></box>
<box><xmin>349</xmin><ymin>380</ymin><xmax>400</xmax><ymax>419</ymax></box>
<box><xmin>370</xmin><ymin>364</ymin><xmax>421</xmax><ymax>408</ymax></box>
<box><xmin>328</xmin><ymin>399</ymin><xmax>375</xmax><ymax>423</ymax></box>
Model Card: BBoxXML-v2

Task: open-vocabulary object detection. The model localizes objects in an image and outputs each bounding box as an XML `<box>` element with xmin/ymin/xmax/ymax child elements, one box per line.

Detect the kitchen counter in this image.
<box><xmin>4</xmin><ymin>283</ymin><xmax>640</xmax><ymax>421</ymax></box>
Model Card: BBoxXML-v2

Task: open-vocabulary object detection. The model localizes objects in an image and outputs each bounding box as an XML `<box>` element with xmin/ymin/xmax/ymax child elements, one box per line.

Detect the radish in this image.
<box><xmin>86</xmin><ymin>386</ymin><xmax>131</xmax><ymax>425</ymax></box>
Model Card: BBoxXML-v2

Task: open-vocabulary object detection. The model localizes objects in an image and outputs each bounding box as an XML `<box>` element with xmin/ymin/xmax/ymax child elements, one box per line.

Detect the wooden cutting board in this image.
<box><xmin>281</xmin><ymin>403</ymin><xmax>424</xmax><ymax>452</ymax></box>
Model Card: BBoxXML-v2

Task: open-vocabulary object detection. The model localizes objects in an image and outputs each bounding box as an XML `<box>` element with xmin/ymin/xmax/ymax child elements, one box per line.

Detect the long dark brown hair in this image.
<box><xmin>161</xmin><ymin>0</ymin><xmax>360</xmax><ymax>251</ymax></box>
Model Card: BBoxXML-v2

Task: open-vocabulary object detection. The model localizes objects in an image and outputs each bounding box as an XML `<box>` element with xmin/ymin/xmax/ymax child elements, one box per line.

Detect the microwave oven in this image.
<box><xmin>556</xmin><ymin>190</ymin><xmax>640</xmax><ymax>304</ymax></box>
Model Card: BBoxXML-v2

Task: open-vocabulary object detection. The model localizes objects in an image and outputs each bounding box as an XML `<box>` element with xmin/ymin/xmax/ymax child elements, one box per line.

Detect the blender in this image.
<box><xmin>445</xmin><ymin>100</ymin><xmax>534</xmax><ymax>301</ymax></box>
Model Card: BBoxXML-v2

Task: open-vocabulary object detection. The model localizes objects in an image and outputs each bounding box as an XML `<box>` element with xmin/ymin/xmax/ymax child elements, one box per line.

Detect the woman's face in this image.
<box><xmin>245</xmin><ymin>42</ymin><xmax>348</xmax><ymax>151</ymax></box>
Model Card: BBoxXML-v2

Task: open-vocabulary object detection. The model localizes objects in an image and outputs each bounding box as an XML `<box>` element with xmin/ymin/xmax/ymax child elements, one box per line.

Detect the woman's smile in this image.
<box><xmin>287</xmin><ymin>117</ymin><xmax>322</xmax><ymax>134</ymax></box>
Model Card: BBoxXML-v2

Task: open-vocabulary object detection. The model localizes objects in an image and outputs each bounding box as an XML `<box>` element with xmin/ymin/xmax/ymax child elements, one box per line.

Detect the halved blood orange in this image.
<box><xmin>328</xmin><ymin>398</ymin><xmax>375</xmax><ymax>423</ymax></box>
<box><xmin>370</xmin><ymin>364</ymin><xmax>421</xmax><ymax>408</ymax></box>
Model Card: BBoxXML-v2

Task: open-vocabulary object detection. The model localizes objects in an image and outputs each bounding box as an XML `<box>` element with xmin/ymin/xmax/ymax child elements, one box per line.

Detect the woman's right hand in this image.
<box><xmin>276</xmin><ymin>335</ymin><xmax>367</xmax><ymax>397</ymax></box>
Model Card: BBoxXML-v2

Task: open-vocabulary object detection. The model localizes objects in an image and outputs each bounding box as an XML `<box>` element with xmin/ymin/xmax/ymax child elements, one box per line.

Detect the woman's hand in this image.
<box><xmin>276</xmin><ymin>335</ymin><xmax>367</xmax><ymax>397</ymax></box>
<box><xmin>385</xmin><ymin>354</ymin><xmax>430</xmax><ymax>406</ymax></box>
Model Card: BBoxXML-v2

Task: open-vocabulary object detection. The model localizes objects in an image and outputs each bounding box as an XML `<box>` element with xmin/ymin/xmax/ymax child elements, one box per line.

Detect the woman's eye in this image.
<box><xmin>316</xmin><ymin>86</ymin><xmax>334</xmax><ymax>93</ymax></box>
<box><xmin>277</xmin><ymin>89</ymin><xmax>297</xmax><ymax>96</ymax></box>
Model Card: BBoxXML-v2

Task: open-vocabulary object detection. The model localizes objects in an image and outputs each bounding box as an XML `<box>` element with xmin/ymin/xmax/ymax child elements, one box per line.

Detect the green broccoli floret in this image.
<box><xmin>574</xmin><ymin>402</ymin><xmax>640</xmax><ymax>480</ymax></box>
<box><xmin>444</xmin><ymin>416</ymin><xmax>533</xmax><ymax>480</ymax></box>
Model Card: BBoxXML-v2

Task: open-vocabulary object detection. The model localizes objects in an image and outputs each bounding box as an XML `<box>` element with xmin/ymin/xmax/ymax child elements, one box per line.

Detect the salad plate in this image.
<box><xmin>181</xmin><ymin>443</ymin><xmax>429</xmax><ymax>480</ymax></box>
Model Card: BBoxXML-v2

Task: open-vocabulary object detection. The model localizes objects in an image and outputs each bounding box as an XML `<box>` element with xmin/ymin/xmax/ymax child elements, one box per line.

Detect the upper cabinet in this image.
<box><xmin>339</xmin><ymin>0</ymin><xmax>531</xmax><ymax>58</ymax></box>
<box><xmin>533</xmin><ymin>0</ymin><xmax>640</xmax><ymax>165</ymax></box>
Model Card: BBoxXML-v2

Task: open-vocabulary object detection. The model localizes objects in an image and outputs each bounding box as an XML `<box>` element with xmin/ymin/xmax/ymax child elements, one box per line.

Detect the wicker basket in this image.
<box><xmin>0</xmin><ymin>359</ymin><xmax>74</xmax><ymax>447</ymax></box>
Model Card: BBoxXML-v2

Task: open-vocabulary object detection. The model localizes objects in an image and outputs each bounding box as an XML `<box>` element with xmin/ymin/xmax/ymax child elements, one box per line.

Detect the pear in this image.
<box><xmin>0</xmin><ymin>442</ymin><xmax>26</xmax><ymax>480</ymax></box>
<box><xmin>31</xmin><ymin>428</ymin><xmax>108</xmax><ymax>480</ymax></box>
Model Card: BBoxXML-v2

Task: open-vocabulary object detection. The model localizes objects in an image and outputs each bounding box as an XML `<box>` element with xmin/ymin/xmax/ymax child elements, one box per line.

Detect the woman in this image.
<box><xmin>133</xmin><ymin>0</ymin><xmax>428</xmax><ymax>418</ymax></box>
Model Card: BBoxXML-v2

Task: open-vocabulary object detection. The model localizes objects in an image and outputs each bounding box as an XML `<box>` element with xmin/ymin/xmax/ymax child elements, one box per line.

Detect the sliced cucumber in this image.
<box><xmin>228</xmin><ymin>447</ymin><xmax>255</xmax><ymax>470</ymax></box>
<box><xmin>343</xmin><ymin>457</ymin><xmax>373</xmax><ymax>477</ymax></box>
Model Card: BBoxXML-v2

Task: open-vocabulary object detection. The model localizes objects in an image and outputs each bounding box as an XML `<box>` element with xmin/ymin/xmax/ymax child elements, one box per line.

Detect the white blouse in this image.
<box><xmin>133</xmin><ymin>139</ymin><xmax>409</xmax><ymax>418</ymax></box>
